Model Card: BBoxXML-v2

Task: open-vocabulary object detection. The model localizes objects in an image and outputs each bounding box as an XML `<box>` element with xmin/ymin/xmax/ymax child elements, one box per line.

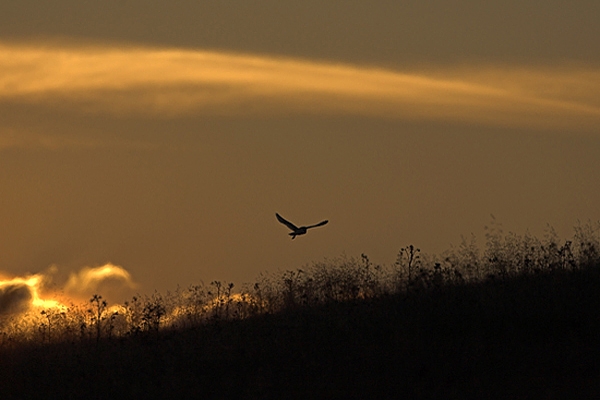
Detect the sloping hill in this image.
<box><xmin>2</xmin><ymin>265</ymin><xmax>600</xmax><ymax>399</ymax></box>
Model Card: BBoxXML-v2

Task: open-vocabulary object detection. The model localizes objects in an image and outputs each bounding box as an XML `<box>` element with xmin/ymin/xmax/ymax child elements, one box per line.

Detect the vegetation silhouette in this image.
<box><xmin>276</xmin><ymin>213</ymin><xmax>329</xmax><ymax>239</ymax></box>
<box><xmin>1</xmin><ymin>221</ymin><xmax>600</xmax><ymax>399</ymax></box>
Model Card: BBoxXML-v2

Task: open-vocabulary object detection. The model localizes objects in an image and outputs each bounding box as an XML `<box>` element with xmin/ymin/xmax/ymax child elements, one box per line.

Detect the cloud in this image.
<box><xmin>0</xmin><ymin>273</ymin><xmax>64</xmax><ymax>316</ymax></box>
<box><xmin>0</xmin><ymin>263</ymin><xmax>137</xmax><ymax>320</ymax></box>
<box><xmin>0</xmin><ymin>40</ymin><xmax>598</xmax><ymax>131</ymax></box>
<box><xmin>0</xmin><ymin>283</ymin><xmax>32</xmax><ymax>315</ymax></box>
<box><xmin>63</xmin><ymin>263</ymin><xmax>138</xmax><ymax>302</ymax></box>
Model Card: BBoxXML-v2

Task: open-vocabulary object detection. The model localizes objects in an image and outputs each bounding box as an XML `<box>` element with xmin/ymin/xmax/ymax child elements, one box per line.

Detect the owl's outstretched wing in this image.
<box><xmin>276</xmin><ymin>213</ymin><xmax>300</xmax><ymax>231</ymax></box>
<box><xmin>306</xmin><ymin>220</ymin><xmax>329</xmax><ymax>229</ymax></box>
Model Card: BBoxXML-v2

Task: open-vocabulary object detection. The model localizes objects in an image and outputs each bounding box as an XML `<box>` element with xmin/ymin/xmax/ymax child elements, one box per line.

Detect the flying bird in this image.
<box><xmin>276</xmin><ymin>213</ymin><xmax>329</xmax><ymax>239</ymax></box>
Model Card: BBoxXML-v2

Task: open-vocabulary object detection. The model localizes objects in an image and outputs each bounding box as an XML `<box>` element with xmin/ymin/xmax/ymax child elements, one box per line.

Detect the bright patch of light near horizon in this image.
<box><xmin>0</xmin><ymin>274</ymin><xmax>67</xmax><ymax>311</ymax></box>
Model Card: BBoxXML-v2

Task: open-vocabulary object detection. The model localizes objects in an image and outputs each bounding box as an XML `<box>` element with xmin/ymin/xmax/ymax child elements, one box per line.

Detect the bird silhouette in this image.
<box><xmin>276</xmin><ymin>213</ymin><xmax>329</xmax><ymax>239</ymax></box>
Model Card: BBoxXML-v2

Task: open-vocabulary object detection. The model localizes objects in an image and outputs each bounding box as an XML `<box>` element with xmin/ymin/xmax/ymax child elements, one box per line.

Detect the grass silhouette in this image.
<box><xmin>1</xmin><ymin>221</ymin><xmax>599</xmax><ymax>399</ymax></box>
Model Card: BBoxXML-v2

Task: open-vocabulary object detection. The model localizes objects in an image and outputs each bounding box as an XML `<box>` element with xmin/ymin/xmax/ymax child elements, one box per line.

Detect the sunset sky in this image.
<box><xmin>1</xmin><ymin>1</ymin><xmax>599</xmax><ymax>305</ymax></box>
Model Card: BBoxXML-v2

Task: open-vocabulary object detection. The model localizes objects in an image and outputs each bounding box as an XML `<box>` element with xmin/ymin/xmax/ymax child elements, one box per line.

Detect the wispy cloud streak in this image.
<box><xmin>1</xmin><ymin>41</ymin><xmax>599</xmax><ymax>130</ymax></box>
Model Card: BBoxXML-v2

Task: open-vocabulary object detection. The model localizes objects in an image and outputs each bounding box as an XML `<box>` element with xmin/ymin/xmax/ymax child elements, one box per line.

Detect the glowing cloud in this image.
<box><xmin>63</xmin><ymin>263</ymin><xmax>137</xmax><ymax>301</ymax></box>
<box><xmin>0</xmin><ymin>273</ymin><xmax>65</xmax><ymax>316</ymax></box>
<box><xmin>0</xmin><ymin>40</ymin><xmax>599</xmax><ymax>131</ymax></box>
<box><xmin>0</xmin><ymin>264</ymin><xmax>138</xmax><ymax>339</ymax></box>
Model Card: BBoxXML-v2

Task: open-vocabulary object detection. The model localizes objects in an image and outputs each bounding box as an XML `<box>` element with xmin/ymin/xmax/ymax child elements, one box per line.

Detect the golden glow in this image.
<box><xmin>167</xmin><ymin>292</ymin><xmax>264</xmax><ymax>326</ymax></box>
<box><xmin>0</xmin><ymin>40</ymin><xmax>599</xmax><ymax>130</ymax></box>
<box><xmin>0</xmin><ymin>264</ymin><xmax>136</xmax><ymax>321</ymax></box>
<box><xmin>0</xmin><ymin>273</ymin><xmax>67</xmax><ymax>313</ymax></box>
<box><xmin>64</xmin><ymin>263</ymin><xmax>137</xmax><ymax>298</ymax></box>
<box><xmin>0</xmin><ymin>265</ymin><xmax>138</xmax><ymax>342</ymax></box>
<box><xmin>204</xmin><ymin>292</ymin><xmax>262</xmax><ymax>310</ymax></box>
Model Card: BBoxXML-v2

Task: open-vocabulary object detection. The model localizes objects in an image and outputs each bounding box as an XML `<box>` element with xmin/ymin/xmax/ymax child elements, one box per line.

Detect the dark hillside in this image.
<box><xmin>2</xmin><ymin>223</ymin><xmax>600</xmax><ymax>399</ymax></box>
<box><xmin>2</xmin><ymin>264</ymin><xmax>600</xmax><ymax>399</ymax></box>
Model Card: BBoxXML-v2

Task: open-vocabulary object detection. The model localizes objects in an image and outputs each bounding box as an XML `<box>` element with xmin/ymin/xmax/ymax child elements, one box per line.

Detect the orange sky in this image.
<box><xmin>0</xmin><ymin>1</ymin><xmax>599</xmax><ymax>305</ymax></box>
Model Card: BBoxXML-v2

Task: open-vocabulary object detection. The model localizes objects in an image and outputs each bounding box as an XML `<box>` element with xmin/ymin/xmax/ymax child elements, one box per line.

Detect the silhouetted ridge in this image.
<box><xmin>1</xmin><ymin>221</ymin><xmax>599</xmax><ymax>399</ymax></box>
